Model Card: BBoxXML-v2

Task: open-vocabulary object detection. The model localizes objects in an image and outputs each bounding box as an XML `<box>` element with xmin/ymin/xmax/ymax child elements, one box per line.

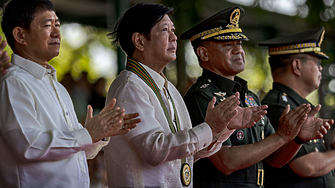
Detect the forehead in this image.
<box><xmin>32</xmin><ymin>10</ymin><xmax>58</xmax><ymax>23</ymax></box>
<box><xmin>155</xmin><ymin>14</ymin><xmax>174</xmax><ymax>27</ymax></box>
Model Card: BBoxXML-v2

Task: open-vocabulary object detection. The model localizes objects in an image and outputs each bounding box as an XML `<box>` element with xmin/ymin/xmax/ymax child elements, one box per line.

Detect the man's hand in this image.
<box><xmin>0</xmin><ymin>36</ymin><xmax>11</xmax><ymax>78</ymax></box>
<box><xmin>276</xmin><ymin>104</ymin><xmax>311</xmax><ymax>142</ymax></box>
<box><xmin>227</xmin><ymin>105</ymin><xmax>268</xmax><ymax>130</ymax></box>
<box><xmin>85</xmin><ymin>98</ymin><xmax>131</xmax><ymax>143</ymax></box>
<box><xmin>205</xmin><ymin>92</ymin><xmax>239</xmax><ymax>134</ymax></box>
<box><xmin>298</xmin><ymin>104</ymin><xmax>333</xmax><ymax>141</ymax></box>
<box><xmin>112</xmin><ymin>112</ymin><xmax>141</xmax><ymax>136</ymax></box>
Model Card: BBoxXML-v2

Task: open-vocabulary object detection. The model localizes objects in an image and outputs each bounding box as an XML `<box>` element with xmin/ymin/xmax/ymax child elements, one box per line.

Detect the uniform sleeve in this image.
<box><xmin>0</xmin><ymin>77</ymin><xmax>92</xmax><ymax>162</ymax></box>
<box><xmin>107</xmin><ymin>80</ymin><xmax>213</xmax><ymax>166</ymax></box>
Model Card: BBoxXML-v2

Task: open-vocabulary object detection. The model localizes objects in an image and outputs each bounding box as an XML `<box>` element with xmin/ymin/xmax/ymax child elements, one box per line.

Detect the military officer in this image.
<box><xmin>259</xmin><ymin>27</ymin><xmax>335</xmax><ymax>188</ymax></box>
<box><xmin>181</xmin><ymin>6</ymin><xmax>331</xmax><ymax>188</ymax></box>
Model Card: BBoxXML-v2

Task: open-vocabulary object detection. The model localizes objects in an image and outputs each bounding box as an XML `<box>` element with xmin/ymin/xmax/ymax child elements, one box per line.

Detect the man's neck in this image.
<box><xmin>274</xmin><ymin>79</ymin><xmax>310</xmax><ymax>99</ymax></box>
<box><xmin>131</xmin><ymin>52</ymin><xmax>166</xmax><ymax>74</ymax></box>
<box><xmin>202</xmin><ymin>66</ymin><xmax>235</xmax><ymax>81</ymax></box>
<box><xmin>16</xmin><ymin>50</ymin><xmax>48</xmax><ymax>68</ymax></box>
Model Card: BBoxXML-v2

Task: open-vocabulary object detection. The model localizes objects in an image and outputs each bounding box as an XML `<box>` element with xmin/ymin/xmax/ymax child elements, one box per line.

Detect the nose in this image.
<box><xmin>232</xmin><ymin>43</ymin><xmax>243</xmax><ymax>54</ymax></box>
<box><xmin>52</xmin><ymin>25</ymin><xmax>61</xmax><ymax>38</ymax></box>
<box><xmin>170</xmin><ymin>31</ymin><xmax>177</xmax><ymax>42</ymax></box>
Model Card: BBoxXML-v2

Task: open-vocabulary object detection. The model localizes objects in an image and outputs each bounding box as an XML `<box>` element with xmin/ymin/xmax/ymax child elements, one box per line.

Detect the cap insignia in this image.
<box><xmin>190</xmin><ymin>8</ymin><xmax>244</xmax><ymax>42</ymax></box>
<box><xmin>227</xmin><ymin>8</ymin><xmax>240</xmax><ymax>30</ymax></box>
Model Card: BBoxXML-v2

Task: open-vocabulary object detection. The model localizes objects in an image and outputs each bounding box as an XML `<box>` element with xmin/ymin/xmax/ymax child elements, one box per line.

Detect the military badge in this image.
<box><xmin>236</xmin><ymin>130</ymin><xmax>244</xmax><ymax>140</ymax></box>
<box><xmin>214</xmin><ymin>91</ymin><xmax>226</xmax><ymax>101</ymax></box>
<box><xmin>282</xmin><ymin>93</ymin><xmax>288</xmax><ymax>102</ymax></box>
<box><xmin>181</xmin><ymin>163</ymin><xmax>191</xmax><ymax>186</ymax></box>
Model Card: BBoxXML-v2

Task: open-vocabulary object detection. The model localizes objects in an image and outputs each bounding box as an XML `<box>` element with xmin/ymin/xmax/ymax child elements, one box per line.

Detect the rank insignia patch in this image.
<box><xmin>282</xmin><ymin>93</ymin><xmax>288</xmax><ymax>102</ymax></box>
<box><xmin>236</xmin><ymin>130</ymin><xmax>244</xmax><ymax>140</ymax></box>
<box><xmin>200</xmin><ymin>84</ymin><xmax>210</xmax><ymax>89</ymax></box>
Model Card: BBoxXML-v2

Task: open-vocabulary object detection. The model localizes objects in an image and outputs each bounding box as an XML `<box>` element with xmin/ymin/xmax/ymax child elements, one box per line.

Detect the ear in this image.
<box><xmin>291</xmin><ymin>58</ymin><xmax>302</xmax><ymax>76</ymax></box>
<box><xmin>196</xmin><ymin>46</ymin><xmax>209</xmax><ymax>62</ymax></box>
<box><xmin>12</xmin><ymin>27</ymin><xmax>27</xmax><ymax>45</ymax></box>
<box><xmin>132</xmin><ymin>32</ymin><xmax>145</xmax><ymax>52</ymax></box>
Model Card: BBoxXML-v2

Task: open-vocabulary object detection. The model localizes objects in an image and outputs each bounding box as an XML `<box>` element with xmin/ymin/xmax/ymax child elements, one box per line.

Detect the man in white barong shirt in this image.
<box><xmin>0</xmin><ymin>0</ymin><xmax>140</xmax><ymax>187</ymax></box>
<box><xmin>104</xmin><ymin>3</ymin><xmax>268</xmax><ymax>187</ymax></box>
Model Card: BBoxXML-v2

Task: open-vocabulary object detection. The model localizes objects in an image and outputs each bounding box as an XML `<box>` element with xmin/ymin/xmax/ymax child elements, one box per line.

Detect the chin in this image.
<box><xmin>165</xmin><ymin>56</ymin><xmax>176</xmax><ymax>62</ymax></box>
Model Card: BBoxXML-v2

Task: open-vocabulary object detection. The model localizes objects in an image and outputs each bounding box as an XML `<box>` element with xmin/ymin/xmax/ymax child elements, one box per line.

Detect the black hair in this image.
<box><xmin>268</xmin><ymin>54</ymin><xmax>307</xmax><ymax>72</ymax></box>
<box><xmin>1</xmin><ymin>0</ymin><xmax>55</xmax><ymax>52</ymax></box>
<box><xmin>108</xmin><ymin>3</ymin><xmax>174</xmax><ymax>56</ymax></box>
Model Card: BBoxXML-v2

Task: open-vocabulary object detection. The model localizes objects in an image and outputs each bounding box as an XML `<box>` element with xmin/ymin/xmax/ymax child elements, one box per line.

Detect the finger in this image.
<box><xmin>122</xmin><ymin>123</ymin><xmax>138</xmax><ymax>130</ymax></box>
<box><xmin>0</xmin><ymin>39</ymin><xmax>7</xmax><ymax>51</ymax></box>
<box><xmin>280</xmin><ymin>104</ymin><xmax>290</xmax><ymax>117</ymax></box>
<box><xmin>101</xmin><ymin>98</ymin><xmax>117</xmax><ymax>113</ymax></box>
<box><xmin>299</xmin><ymin>105</ymin><xmax>311</xmax><ymax>119</ymax></box>
<box><xmin>109</xmin><ymin>119</ymin><xmax>123</xmax><ymax>129</ymax></box>
<box><xmin>124</xmin><ymin>118</ymin><xmax>141</xmax><ymax>125</ymax></box>
<box><xmin>253</xmin><ymin>110</ymin><xmax>267</xmax><ymax>123</ymax></box>
<box><xmin>124</xmin><ymin>113</ymin><xmax>140</xmax><ymax>120</ymax></box>
<box><xmin>225</xmin><ymin>109</ymin><xmax>238</xmax><ymax>124</ymax></box>
<box><xmin>244</xmin><ymin>120</ymin><xmax>256</xmax><ymax>129</ymax></box>
<box><xmin>323</xmin><ymin>121</ymin><xmax>331</xmax><ymax>130</ymax></box>
<box><xmin>105</xmin><ymin>108</ymin><xmax>124</xmax><ymax>120</ymax></box>
<box><xmin>107</xmin><ymin>111</ymin><xmax>125</xmax><ymax>125</ymax></box>
<box><xmin>3</xmin><ymin>61</ymin><xmax>11</xmax><ymax>69</ymax></box>
<box><xmin>207</xmin><ymin>97</ymin><xmax>216</xmax><ymax>110</ymax></box>
<box><xmin>290</xmin><ymin>104</ymin><xmax>306</xmax><ymax>116</ymax></box>
<box><xmin>251</xmin><ymin>105</ymin><xmax>268</xmax><ymax>112</ymax></box>
<box><xmin>222</xmin><ymin>100</ymin><xmax>239</xmax><ymax>114</ymax></box>
<box><xmin>326</xmin><ymin>119</ymin><xmax>334</xmax><ymax>126</ymax></box>
<box><xmin>320</xmin><ymin>125</ymin><xmax>328</xmax><ymax>135</ymax></box>
<box><xmin>296</xmin><ymin>114</ymin><xmax>308</xmax><ymax>127</ymax></box>
<box><xmin>217</xmin><ymin>94</ymin><xmax>236</xmax><ymax>108</ymax></box>
<box><xmin>85</xmin><ymin>105</ymin><xmax>93</xmax><ymax>126</ymax></box>
<box><xmin>0</xmin><ymin>49</ymin><xmax>10</xmax><ymax>60</ymax></box>
<box><xmin>234</xmin><ymin>92</ymin><xmax>240</xmax><ymax>100</ymax></box>
<box><xmin>291</xmin><ymin>104</ymin><xmax>309</xmax><ymax>121</ymax></box>
<box><xmin>308</xmin><ymin>104</ymin><xmax>321</xmax><ymax>117</ymax></box>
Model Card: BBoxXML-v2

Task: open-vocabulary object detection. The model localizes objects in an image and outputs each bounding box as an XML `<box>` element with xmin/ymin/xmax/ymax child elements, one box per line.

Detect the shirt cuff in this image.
<box><xmin>191</xmin><ymin>122</ymin><xmax>213</xmax><ymax>150</ymax></box>
<box><xmin>216</xmin><ymin>128</ymin><xmax>235</xmax><ymax>143</ymax></box>
<box><xmin>73</xmin><ymin>128</ymin><xmax>92</xmax><ymax>149</ymax></box>
<box><xmin>85</xmin><ymin>138</ymin><xmax>110</xmax><ymax>159</ymax></box>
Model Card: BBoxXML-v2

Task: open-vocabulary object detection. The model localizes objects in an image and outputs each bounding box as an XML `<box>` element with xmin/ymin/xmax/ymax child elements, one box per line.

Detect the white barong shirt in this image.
<box><xmin>0</xmin><ymin>54</ymin><xmax>107</xmax><ymax>188</ymax></box>
<box><xmin>105</xmin><ymin>62</ymin><xmax>233</xmax><ymax>188</ymax></box>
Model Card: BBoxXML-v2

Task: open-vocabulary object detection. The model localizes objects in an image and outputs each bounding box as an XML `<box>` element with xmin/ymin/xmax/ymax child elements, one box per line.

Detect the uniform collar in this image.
<box><xmin>272</xmin><ymin>82</ymin><xmax>311</xmax><ymax>106</ymax></box>
<box><xmin>202</xmin><ymin>69</ymin><xmax>248</xmax><ymax>94</ymax></box>
<box><xmin>12</xmin><ymin>54</ymin><xmax>57</xmax><ymax>80</ymax></box>
<box><xmin>138</xmin><ymin>62</ymin><xmax>166</xmax><ymax>91</ymax></box>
